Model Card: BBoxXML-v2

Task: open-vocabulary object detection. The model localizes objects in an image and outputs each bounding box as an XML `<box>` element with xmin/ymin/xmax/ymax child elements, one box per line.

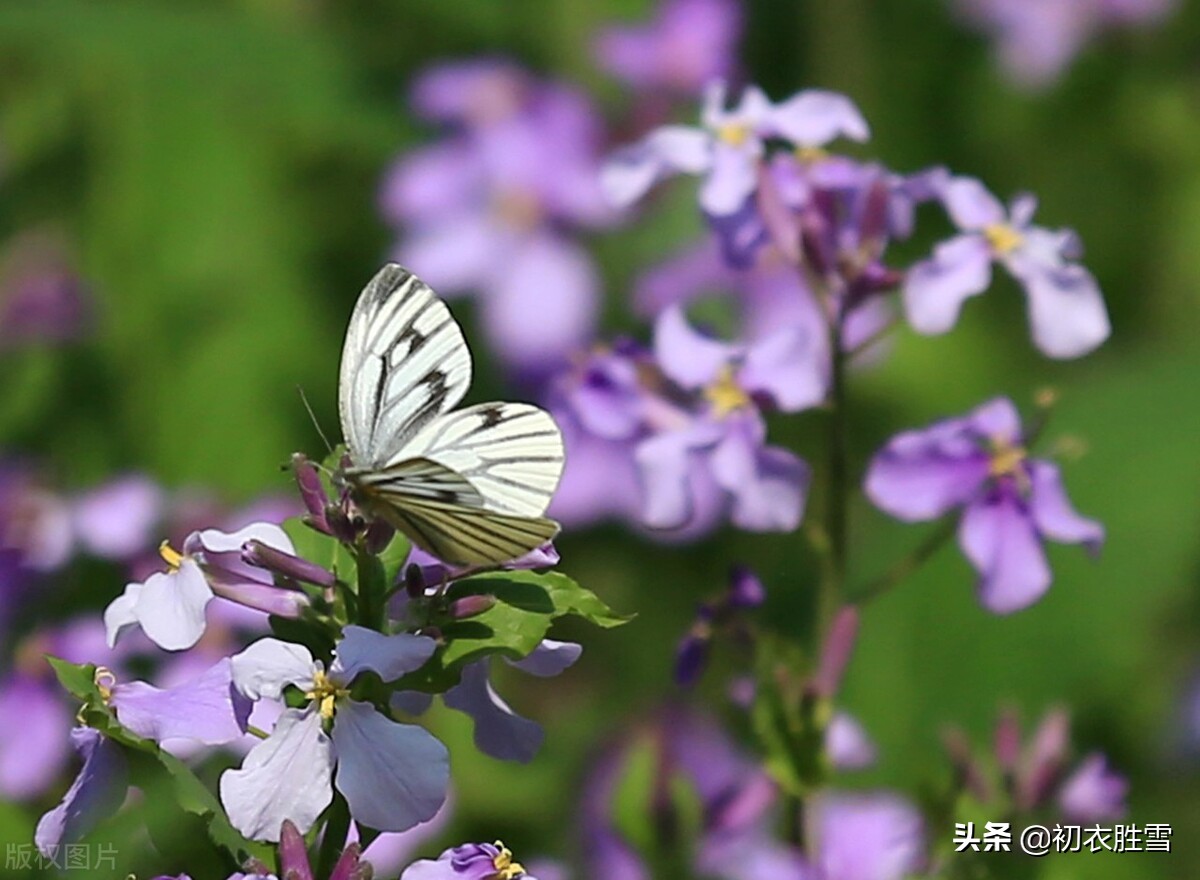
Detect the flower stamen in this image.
<box><xmin>717</xmin><ymin>123</ymin><xmax>749</xmax><ymax>146</ymax></box>
<box><xmin>704</xmin><ymin>366</ymin><xmax>751</xmax><ymax>418</ymax></box>
<box><xmin>984</xmin><ymin>223</ymin><xmax>1023</xmax><ymax>255</ymax></box>
<box><xmin>988</xmin><ymin>437</ymin><xmax>1028</xmax><ymax>488</ymax></box>
<box><xmin>304</xmin><ymin>670</ymin><xmax>349</xmax><ymax>720</ymax></box>
<box><xmin>491</xmin><ymin>841</ymin><xmax>526</xmax><ymax>879</ymax></box>
<box><xmin>158</xmin><ymin>540</ymin><xmax>185</xmax><ymax>571</ymax></box>
<box><xmin>795</xmin><ymin>145</ymin><xmax>829</xmax><ymax>164</ymax></box>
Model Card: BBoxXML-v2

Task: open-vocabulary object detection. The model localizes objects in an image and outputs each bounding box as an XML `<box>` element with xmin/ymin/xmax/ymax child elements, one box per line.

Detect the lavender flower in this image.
<box><xmin>594</xmin><ymin>0</ymin><xmax>741</xmax><ymax>97</ymax></box>
<box><xmin>955</xmin><ymin>0</ymin><xmax>1174</xmax><ymax>90</ymax></box>
<box><xmin>401</xmin><ymin>841</ymin><xmax>536</xmax><ymax>880</ymax></box>
<box><xmin>220</xmin><ymin>628</ymin><xmax>446</xmax><ymax>840</ymax></box>
<box><xmin>800</xmin><ymin>792</ymin><xmax>925</xmax><ymax>880</ymax></box>
<box><xmin>104</xmin><ymin>522</ymin><xmax>311</xmax><ymax>651</ymax></box>
<box><xmin>383</xmin><ymin>63</ymin><xmax>613</xmax><ymax>371</ymax></box>
<box><xmin>904</xmin><ymin>176</ymin><xmax>1110</xmax><ymax>358</ymax></box>
<box><xmin>866</xmin><ymin>397</ymin><xmax>1103</xmax><ymax>612</ymax></box>
<box><xmin>34</xmin><ymin>728</ymin><xmax>128</xmax><ymax>857</ymax></box>
<box><xmin>1057</xmin><ymin>753</ymin><xmax>1128</xmax><ymax>821</ymax></box>
<box><xmin>72</xmin><ymin>474</ymin><xmax>164</xmax><ymax>561</ymax></box>
<box><xmin>602</xmin><ymin>82</ymin><xmax>869</xmax><ymax>217</ymax></box>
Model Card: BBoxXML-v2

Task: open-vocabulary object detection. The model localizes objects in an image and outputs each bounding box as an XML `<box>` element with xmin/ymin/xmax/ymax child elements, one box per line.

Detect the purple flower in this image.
<box><xmin>401</xmin><ymin>841</ymin><xmax>535</xmax><ymax>880</ymax></box>
<box><xmin>0</xmin><ymin>465</ymin><xmax>73</xmax><ymax>575</ymax></box>
<box><xmin>220</xmin><ymin>628</ymin><xmax>446</xmax><ymax>840</ymax></box>
<box><xmin>383</xmin><ymin>64</ymin><xmax>613</xmax><ymax>371</ymax></box>
<box><xmin>594</xmin><ymin>0</ymin><xmax>741</xmax><ymax>97</ymax></box>
<box><xmin>602</xmin><ymin>82</ymin><xmax>869</xmax><ymax>217</ymax></box>
<box><xmin>904</xmin><ymin>176</ymin><xmax>1110</xmax><ymax>358</ymax></box>
<box><xmin>866</xmin><ymin>397</ymin><xmax>1103</xmax><ymax>613</ymax></box>
<box><xmin>1057</xmin><ymin>753</ymin><xmax>1128</xmax><ymax>822</ymax></box>
<box><xmin>803</xmin><ymin>792</ymin><xmax>925</xmax><ymax>880</ymax></box>
<box><xmin>72</xmin><ymin>474</ymin><xmax>164</xmax><ymax>561</ymax></box>
<box><xmin>108</xmin><ymin>658</ymin><xmax>253</xmax><ymax>749</ymax></box>
<box><xmin>0</xmin><ymin>672</ymin><xmax>73</xmax><ymax>798</ymax></box>
<box><xmin>0</xmin><ymin>240</ymin><xmax>92</xmax><ymax>349</ymax></box>
<box><xmin>637</xmin><ymin>307</ymin><xmax>812</xmax><ymax>532</ymax></box>
<box><xmin>104</xmin><ymin>522</ymin><xmax>310</xmax><ymax>651</ymax></box>
<box><xmin>955</xmin><ymin>0</ymin><xmax>1174</xmax><ymax>90</ymax></box>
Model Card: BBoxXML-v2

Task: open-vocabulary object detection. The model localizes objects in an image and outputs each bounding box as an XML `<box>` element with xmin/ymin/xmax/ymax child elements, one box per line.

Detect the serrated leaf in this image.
<box><xmin>454</xmin><ymin>570</ymin><xmax>632</xmax><ymax>628</ymax></box>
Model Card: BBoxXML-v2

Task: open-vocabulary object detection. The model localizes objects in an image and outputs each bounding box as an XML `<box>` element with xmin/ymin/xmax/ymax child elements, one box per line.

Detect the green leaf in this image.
<box><xmin>376</xmin><ymin>530</ymin><xmax>413</xmax><ymax>588</ymax></box>
<box><xmin>454</xmin><ymin>570</ymin><xmax>633</xmax><ymax>628</ymax></box>
<box><xmin>47</xmin><ymin>656</ymin><xmax>98</xmax><ymax>702</ymax></box>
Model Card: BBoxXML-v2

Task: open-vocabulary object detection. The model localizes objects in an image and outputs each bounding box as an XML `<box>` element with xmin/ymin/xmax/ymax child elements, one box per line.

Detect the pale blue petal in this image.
<box><xmin>443</xmin><ymin>662</ymin><xmax>544</xmax><ymax>763</ymax></box>
<box><xmin>505</xmin><ymin>639</ymin><xmax>582</xmax><ymax>677</ymax></box>
<box><xmin>219</xmin><ymin>707</ymin><xmax>333</xmax><ymax>841</ymax></box>
<box><xmin>231</xmin><ymin>639</ymin><xmax>317</xmax><ymax>701</ymax></box>
<box><xmin>35</xmin><ymin>728</ymin><xmax>128</xmax><ymax>855</ymax></box>
<box><xmin>331</xmin><ymin>627</ymin><xmax>437</xmax><ymax>685</ymax></box>
<box><xmin>135</xmin><ymin>561</ymin><xmax>214</xmax><ymax>651</ymax></box>
<box><xmin>332</xmin><ymin>701</ymin><xmax>448</xmax><ymax>832</ymax></box>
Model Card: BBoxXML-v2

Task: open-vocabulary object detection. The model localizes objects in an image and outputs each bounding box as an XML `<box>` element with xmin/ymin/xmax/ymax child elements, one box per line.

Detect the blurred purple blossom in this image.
<box><xmin>602</xmin><ymin>82</ymin><xmax>869</xmax><ymax>217</ymax></box>
<box><xmin>955</xmin><ymin>0</ymin><xmax>1174</xmax><ymax>89</ymax></box>
<box><xmin>866</xmin><ymin>397</ymin><xmax>1103</xmax><ymax>613</ymax></box>
<box><xmin>383</xmin><ymin>63</ymin><xmax>614</xmax><ymax>372</ymax></box>
<box><xmin>904</xmin><ymin>176</ymin><xmax>1110</xmax><ymax>358</ymax></box>
<box><xmin>594</xmin><ymin>0</ymin><xmax>742</xmax><ymax>98</ymax></box>
<box><xmin>0</xmin><ymin>239</ymin><xmax>92</xmax><ymax>350</ymax></box>
<box><xmin>1057</xmin><ymin>753</ymin><xmax>1128</xmax><ymax>821</ymax></box>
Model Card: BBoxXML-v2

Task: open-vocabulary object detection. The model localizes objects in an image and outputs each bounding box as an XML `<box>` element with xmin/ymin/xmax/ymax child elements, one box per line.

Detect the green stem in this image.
<box><xmin>853</xmin><ymin>516</ymin><xmax>958</xmax><ymax>605</ymax></box>
<box><xmin>316</xmin><ymin>793</ymin><xmax>351</xmax><ymax>878</ymax></box>
<box><xmin>355</xmin><ymin>544</ymin><xmax>386</xmax><ymax>630</ymax></box>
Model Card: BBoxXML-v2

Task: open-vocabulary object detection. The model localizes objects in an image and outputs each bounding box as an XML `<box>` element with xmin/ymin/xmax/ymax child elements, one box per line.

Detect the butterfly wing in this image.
<box><xmin>395</xmin><ymin>402</ymin><xmax>565</xmax><ymax>518</ymax></box>
<box><xmin>338</xmin><ymin>263</ymin><xmax>472</xmax><ymax>466</ymax></box>
<box><xmin>355</xmin><ymin>457</ymin><xmax>561</xmax><ymax>565</ymax></box>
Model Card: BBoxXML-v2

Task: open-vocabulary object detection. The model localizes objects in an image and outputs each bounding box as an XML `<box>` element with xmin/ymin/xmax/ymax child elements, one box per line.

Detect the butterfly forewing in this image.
<box><xmin>339</xmin><ymin>264</ymin><xmax>472</xmax><ymax>466</ymax></box>
<box><xmin>338</xmin><ymin>263</ymin><xmax>566</xmax><ymax>566</ymax></box>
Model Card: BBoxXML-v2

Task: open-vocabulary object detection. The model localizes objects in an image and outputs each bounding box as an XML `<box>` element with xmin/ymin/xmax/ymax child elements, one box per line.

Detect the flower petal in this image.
<box><xmin>739</xmin><ymin>324</ymin><xmax>827</xmax><ymax>412</ymax></box>
<box><xmin>941</xmin><ymin>176</ymin><xmax>1006</xmax><ymax>230</ymax></box>
<box><xmin>813</xmin><ymin>791</ymin><xmax>924</xmax><ymax>880</ymax></box>
<box><xmin>332</xmin><ymin>700</ymin><xmax>448</xmax><ymax>832</ymax></box>
<box><xmin>601</xmin><ymin>126</ymin><xmax>712</xmax><ymax>208</ymax></box>
<box><xmin>104</xmin><ymin>581</ymin><xmax>144</xmax><ymax>648</ymax></box>
<box><xmin>1012</xmin><ymin>260</ymin><xmax>1110</xmax><ymax>359</ymax></box>
<box><xmin>959</xmin><ymin>492</ymin><xmax>1052</xmax><ymax>614</ymax></box>
<box><xmin>72</xmin><ymin>475</ymin><xmax>163</xmax><ymax>560</ymax></box>
<box><xmin>231</xmin><ymin>639</ymin><xmax>317</xmax><ymax>701</ymax></box>
<box><xmin>654</xmin><ymin>305</ymin><xmax>736</xmax><ymax>389</ymax></box>
<box><xmin>331</xmin><ymin>627</ymin><xmax>437</xmax><ymax>685</ymax></box>
<box><xmin>0</xmin><ymin>675</ymin><xmax>72</xmax><ymax>798</ymax></box>
<box><xmin>699</xmin><ymin>141</ymin><xmax>759</xmax><ymax>216</ymax></box>
<box><xmin>825</xmin><ymin>712</ymin><xmax>877</xmax><ymax>771</ymax></box>
<box><xmin>443</xmin><ymin>662</ymin><xmax>544</xmax><ymax>763</ymax></box>
<box><xmin>903</xmin><ymin>235</ymin><xmax>994</xmax><ymax>335</ymax></box>
<box><xmin>1058</xmin><ymin>753</ymin><xmax>1128</xmax><ymax>822</ymax></box>
<box><xmin>766</xmin><ymin>89</ymin><xmax>870</xmax><ymax>145</ymax></box>
<box><xmin>1027</xmin><ymin>461</ymin><xmax>1104</xmax><ymax>550</ymax></box>
<box><xmin>219</xmin><ymin>707</ymin><xmax>333</xmax><ymax>841</ymax></box>
<box><xmin>711</xmin><ymin>424</ymin><xmax>809</xmax><ymax>532</ymax></box>
<box><xmin>35</xmin><ymin>728</ymin><xmax>128</xmax><ymax>855</ymax></box>
<box><xmin>505</xmin><ymin>639</ymin><xmax>582</xmax><ymax>677</ymax></box>
<box><xmin>110</xmin><ymin>658</ymin><xmax>251</xmax><ymax>746</ymax></box>
<box><xmin>134</xmin><ymin>561</ymin><xmax>214</xmax><ymax>651</ymax></box>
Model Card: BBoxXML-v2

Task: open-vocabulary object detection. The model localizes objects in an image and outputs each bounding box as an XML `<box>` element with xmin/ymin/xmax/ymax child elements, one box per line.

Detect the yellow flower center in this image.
<box><xmin>305</xmin><ymin>670</ymin><xmax>349</xmax><ymax>720</ymax></box>
<box><xmin>984</xmin><ymin>223</ymin><xmax>1023</xmax><ymax>255</ymax></box>
<box><xmin>717</xmin><ymin>123</ymin><xmax>750</xmax><ymax>146</ymax></box>
<box><xmin>795</xmin><ymin>145</ymin><xmax>829</xmax><ymax>164</ymax></box>
<box><xmin>988</xmin><ymin>437</ymin><xmax>1028</xmax><ymax>480</ymax></box>
<box><xmin>492</xmin><ymin>190</ymin><xmax>542</xmax><ymax>231</ymax></box>
<box><xmin>704</xmin><ymin>366</ymin><xmax>751</xmax><ymax>418</ymax></box>
<box><xmin>492</xmin><ymin>841</ymin><xmax>525</xmax><ymax>879</ymax></box>
<box><xmin>159</xmin><ymin>540</ymin><xmax>185</xmax><ymax>572</ymax></box>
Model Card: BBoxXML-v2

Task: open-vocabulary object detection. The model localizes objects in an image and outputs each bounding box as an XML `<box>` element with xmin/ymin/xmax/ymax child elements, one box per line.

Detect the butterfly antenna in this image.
<box><xmin>297</xmin><ymin>385</ymin><xmax>335</xmax><ymax>456</ymax></box>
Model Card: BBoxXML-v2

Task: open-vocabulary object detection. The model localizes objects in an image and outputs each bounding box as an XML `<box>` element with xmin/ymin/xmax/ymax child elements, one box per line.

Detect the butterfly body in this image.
<box><xmin>337</xmin><ymin>264</ymin><xmax>564</xmax><ymax>565</ymax></box>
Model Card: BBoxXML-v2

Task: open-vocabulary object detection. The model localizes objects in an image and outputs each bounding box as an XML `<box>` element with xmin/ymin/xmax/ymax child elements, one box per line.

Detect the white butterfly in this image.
<box><xmin>337</xmin><ymin>264</ymin><xmax>565</xmax><ymax>565</ymax></box>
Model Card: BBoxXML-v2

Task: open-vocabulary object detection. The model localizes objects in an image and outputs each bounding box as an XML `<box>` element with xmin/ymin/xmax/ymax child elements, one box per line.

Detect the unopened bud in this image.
<box><xmin>290</xmin><ymin>453</ymin><xmax>331</xmax><ymax>534</ymax></box>
<box><xmin>243</xmin><ymin>540</ymin><xmax>335</xmax><ymax>588</ymax></box>
<box><xmin>404</xmin><ymin>563</ymin><xmax>426</xmax><ymax>598</ymax></box>
<box><xmin>450</xmin><ymin>594</ymin><xmax>496</xmax><ymax>619</ymax></box>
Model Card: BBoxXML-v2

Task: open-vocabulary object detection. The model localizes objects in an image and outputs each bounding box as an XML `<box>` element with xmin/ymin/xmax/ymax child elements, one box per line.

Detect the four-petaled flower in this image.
<box><xmin>602</xmin><ymin>81</ymin><xmax>869</xmax><ymax>217</ymax></box>
<box><xmin>219</xmin><ymin>627</ymin><xmax>447</xmax><ymax>841</ymax></box>
<box><xmin>904</xmin><ymin>175</ymin><xmax>1111</xmax><ymax>359</ymax></box>
<box><xmin>866</xmin><ymin>397</ymin><xmax>1103</xmax><ymax>612</ymax></box>
<box><xmin>401</xmin><ymin>841</ymin><xmax>535</xmax><ymax>880</ymax></box>
<box><xmin>103</xmin><ymin>523</ymin><xmax>311</xmax><ymax>651</ymax></box>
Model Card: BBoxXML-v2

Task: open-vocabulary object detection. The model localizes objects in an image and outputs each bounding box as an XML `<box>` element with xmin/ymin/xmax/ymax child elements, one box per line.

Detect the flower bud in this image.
<box><xmin>450</xmin><ymin>594</ymin><xmax>496</xmax><ymax>619</ymax></box>
<box><xmin>290</xmin><ymin>453</ymin><xmax>330</xmax><ymax>534</ymax></box>
<box><xmin>242</xmin><ymin>540</ymin><xmax>335</xmax><ymax>588</ymax></box>
<box><xmin>278</xmin><ymin>820</ymin><xmax>314</xmax><ymax>880</ymax></box>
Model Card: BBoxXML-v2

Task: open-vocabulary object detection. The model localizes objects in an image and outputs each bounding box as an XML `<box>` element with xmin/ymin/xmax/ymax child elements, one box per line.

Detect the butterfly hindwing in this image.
<box><xmin>356</xmin><ymin>457</ymin><xmax>560</xmax><ymax>564</ymax></box>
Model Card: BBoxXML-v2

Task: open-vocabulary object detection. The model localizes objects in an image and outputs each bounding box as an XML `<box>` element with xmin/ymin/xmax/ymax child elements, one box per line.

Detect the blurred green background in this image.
<box><xmin>0</xmin><ymin>1</ymin><xmax>1197</xmax><ymax>878</ymax></box>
